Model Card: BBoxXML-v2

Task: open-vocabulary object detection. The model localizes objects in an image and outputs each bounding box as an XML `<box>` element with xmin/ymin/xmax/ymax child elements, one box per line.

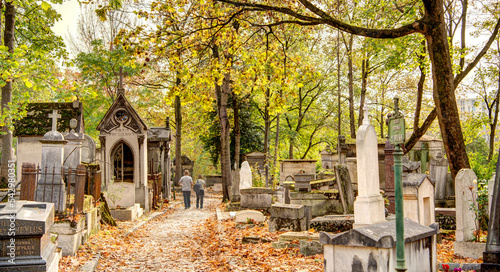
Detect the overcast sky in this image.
<box><xmin>52</xmin><ymin>0</ymin><xmax>81</xmax><ymax>47</ymax></box>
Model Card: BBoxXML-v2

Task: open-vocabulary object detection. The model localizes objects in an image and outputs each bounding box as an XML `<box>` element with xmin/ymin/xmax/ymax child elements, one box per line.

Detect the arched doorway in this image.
<box><xmin>112</xmin><ymin>142</ymin><xmax>134</xmax><ymax>182</ymax></box>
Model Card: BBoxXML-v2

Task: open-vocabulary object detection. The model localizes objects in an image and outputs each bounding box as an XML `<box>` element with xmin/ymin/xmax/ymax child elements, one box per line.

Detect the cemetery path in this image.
<box><xmin>96</xmin><ymin>195</ymin><xmax>220</xmax><ymax>271</ymax></box>
<box><xmin>60</xmin><ymin>192</ymin><xmax>324</xmax><ymax>272</ymax></box>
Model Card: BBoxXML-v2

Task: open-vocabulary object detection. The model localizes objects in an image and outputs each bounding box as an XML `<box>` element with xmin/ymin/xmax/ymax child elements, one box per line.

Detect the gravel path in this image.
<box><xmin>96</xmin><ymin>194</ymin><xmax>220</xmax><ymax>271</ymax></box>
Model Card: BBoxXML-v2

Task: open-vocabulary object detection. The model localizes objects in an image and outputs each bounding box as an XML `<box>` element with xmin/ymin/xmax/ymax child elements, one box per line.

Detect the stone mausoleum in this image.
<box><xmin>97</xmin><ymin>81</ymin><xmax>171</xmax><ymax>213</ymax></box>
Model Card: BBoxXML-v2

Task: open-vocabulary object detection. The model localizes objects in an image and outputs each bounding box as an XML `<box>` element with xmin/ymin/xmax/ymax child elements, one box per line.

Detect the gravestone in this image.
<box><xmin>63</xmin><ymin>118</ymin><xmax>83</xmax><ymax>170</ymax></box>
<box><xmin>334</xmin><ymin>164</ymin><xmax>354</xmax><ymax>214</ymax></box>
<box><xmin>0</xmin><ymin>201</ymin><xmax>59</xmax><ymax>272</ymax></box>
<box><xmin>36</xmin><ymin>110</ymin><xmax>67</xmax><ymax>213</ymax></box>
<box><xmin>430</xmin><ymin>152</ymin><xmax>449</xmax><ymax>200</ymax></box>
<box><xmin>81</xmin><ymin>134</ymin><xmax>96</xmax><ymax>164</ymax></box>
<box><xmin>240</xmin><ymin>161</ymin><xmax>252</xmax><ymax>190</ymax></box>
<box><xmin>455</xmin><ymin>169</ymin><xmax>478</xmax><ymax>242</ymax></box>
<box><xmin>279</xmin><ymin>159</ymin><xmax>316</xmax><ymax>185</ymax></box>
<box><xmin>319</xmin><ymin>146</ymin><xmax>335</xmax><ymax>170</ymax></box>
<box><xmin>402</xmin><ymin>156</ymin><xmax>420</xmax><ymax>178</ymax></box>
<box><xmin>353</xmin><ymin>107</ymin><xmax>385</xmax><ymax>228</ymax></box>
<box><xmin>235</xmin><ymin>210</ymin><xmax>265</xmax><ymax>223</ymax></box>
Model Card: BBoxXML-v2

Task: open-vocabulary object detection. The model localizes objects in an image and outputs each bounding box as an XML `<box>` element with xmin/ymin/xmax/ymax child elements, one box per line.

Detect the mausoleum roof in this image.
<box><xmin>403</xmin><ymin>173</ymin><xmax>435</xmax><ymax>188</ymax></box>
<box><xmin>97</xmin><ymin>91</ymin><xmax>148</xmax><ymax>134</ymax></box>
<box><xmin>14</xmin><ymin>101</ymin><xmax>84</xmax><ymax>136</ymax></box>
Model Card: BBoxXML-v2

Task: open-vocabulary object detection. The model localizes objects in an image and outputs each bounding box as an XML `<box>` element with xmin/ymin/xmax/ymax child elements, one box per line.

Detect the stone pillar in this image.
<box><xmin>337</xmin><ymin>135</ymin><xmax>347</xmax><ymax>165</ymax></box>
<box><xmin>384</xmin><ymin>140</ymin><xmax>395</xmax><ymax>214</ymax></box>
<box><xmin>353</xmin><ymin>107</ymin><xmax>385</xmax><ymax>228</ymax></box>
<box><xmin>37</xmin><ymin>131</ymin><xmax>68</xmax><ymax>213</ymax></box>
<box><xmin>455</xmin><ymin>169</ymin><xmax>478</xmax><ymax>242</ymax></box>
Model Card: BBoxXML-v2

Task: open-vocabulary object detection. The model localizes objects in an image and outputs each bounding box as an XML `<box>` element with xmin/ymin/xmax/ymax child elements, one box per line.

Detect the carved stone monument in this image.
<box><xmin>353</xmin><ymin>107</ymin><xmax>385</xmax><ymax>228</ymax></box>
<box><xmin>240</xmin><ymin>161</ymin><xmax>252</xmax><ymax>190</ymax></box>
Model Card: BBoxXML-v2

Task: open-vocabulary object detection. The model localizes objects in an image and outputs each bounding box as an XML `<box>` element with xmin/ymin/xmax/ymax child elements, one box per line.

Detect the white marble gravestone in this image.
<box><xmin>455</xmin><ymin>169</ymin><xmax>478</xmax><ymax>242</ymax></box>
<box><xmin>240</xmin><ymin>161</ymin><xmax>252</xmax><ymax>190</ymax></box>
<box><xmin>353</xmin><ymin>107</ymin><xmax>385</xmax><ymax>228</ymax></box>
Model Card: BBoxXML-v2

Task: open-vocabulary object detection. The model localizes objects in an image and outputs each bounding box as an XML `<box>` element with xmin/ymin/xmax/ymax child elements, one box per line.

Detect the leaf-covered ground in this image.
<box><xmin>59</xmin><ymin>192</ymin><xmax>483</xmax><ymax>271</ymax></box>
<box><xmin>59</xmin><ymin>194</ymin><xmax>323</xmax><ymax>271</ymax></box>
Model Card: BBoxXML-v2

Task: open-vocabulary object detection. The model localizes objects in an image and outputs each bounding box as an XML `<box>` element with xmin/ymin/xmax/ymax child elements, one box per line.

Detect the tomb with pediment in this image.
<box><xmin>97</xmin><ymin>83</ymin><xmax>171</xmax><ymax>216</ymax></box>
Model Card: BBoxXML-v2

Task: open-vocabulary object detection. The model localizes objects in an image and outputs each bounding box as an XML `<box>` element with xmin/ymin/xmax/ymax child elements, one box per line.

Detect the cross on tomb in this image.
<box><xmin>362</xmin><ymin>106</ymin><xmax>370</xmax><ymax>125</ymax></box>
<box><xmin>114</xmin><ymin>67</ymin><xmax>128</xmax><ymax>93</ymax></box>
<box><xmin>48</xmin><ymin>109</ymin><xmax>61</xmax><ymax>132</ymax></box>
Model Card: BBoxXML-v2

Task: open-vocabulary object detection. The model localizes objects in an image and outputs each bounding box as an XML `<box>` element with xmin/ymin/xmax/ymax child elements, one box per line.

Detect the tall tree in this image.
<box><xmin>1</xmin><ymin>1</ymin><xmax>14</xmax><ymax>183</ymax></box>
<box><xmin>217</xmin><ymin>0</ymin><xmax>500</xmax><ymax>178</ymax></box>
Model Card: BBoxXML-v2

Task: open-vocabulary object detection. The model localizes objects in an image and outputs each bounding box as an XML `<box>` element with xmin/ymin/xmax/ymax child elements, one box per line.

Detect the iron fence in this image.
<box><xmin>20</xmin><ymin>163</ymin><xmax>86</xmax><ymax>218</ymax></box>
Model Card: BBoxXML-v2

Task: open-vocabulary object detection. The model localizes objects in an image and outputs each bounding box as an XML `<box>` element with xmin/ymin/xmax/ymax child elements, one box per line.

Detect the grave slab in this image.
<box><xmin>0</xmin><ymin>201</ymin><xmax>59</xmax><ymax>272</ymax></box>
<box><xmin>234</xmin><ymin>210</ymin><xmax>265</xmax><ymax>223</ymax></box>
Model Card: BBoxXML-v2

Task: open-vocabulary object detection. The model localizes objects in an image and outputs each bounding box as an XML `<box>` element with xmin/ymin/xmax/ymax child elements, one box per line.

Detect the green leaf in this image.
<box><xmin>41</xmin><ymin>1</ymin><xmax>50</xmax><ymax>11</ymax></box>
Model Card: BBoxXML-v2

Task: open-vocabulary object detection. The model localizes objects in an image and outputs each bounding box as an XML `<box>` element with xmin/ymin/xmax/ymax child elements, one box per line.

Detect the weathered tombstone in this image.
<box><xmin>320</xmin><ymin>146</ymin><xmax>335</xmax><ymax>170</ymax></box>
<box><xmin>240</xmin><ymin>161</ymin><xmax>252</xmax><ymax>190</ymax></box>
<box><xmin>235</xmin><ymin>210</ymin><xmax>265</xmax><ymax>223</ymax></box>
<box><xmin>384</xmin><ymin>140</ymin><xmax>396</xmax><ymax>214</ymax></box>
<box><xmin>81</xmin><ymin>134</ymin><xmax>96</xmax><ymax>164</ymax></box>
<box><xmin>63</xmin><ymin>118</ymin><xmax>83</xmax><ymax>170</ymax></box>
<box><xmin>334</xmin><ymin>164</ymin><xmax>354</xmax><ymax>214</ymax></box>
<box><xmin>269</xmin><ymin>203</ymin><xmax>311</xmax><ymax>232</ymax></box>
<box><xmin>36</xmin><ymin>110</ymin><xmax>67</xmax><ymax>213</ymax></box>
<box><xmin>353</xmin><ymin>107</ymin><xmax>385</xmax><ymax>228</ymax></box>
<box><xmin>429</xmin><ymin>152</ymin><xmax>448</xmax><ymax>200</ymax></box>
<box><xmin>0</xmin><ymin>201</ymin><xmax>59</xmax><ymax>272</ymax></box>
<box><xmin>454</xmin><ymin>169</ymin><xmax>478</xmax><ymax>242</ymax></box>
<box><xmin>402</xmin><ymin>156</ymin><xmax>420</xmax><ymax>178</ymax></box>
<box><xmin>337</xmin><ymin>135</ymin><xmax>347</xmax><ymax>165</ymax></box>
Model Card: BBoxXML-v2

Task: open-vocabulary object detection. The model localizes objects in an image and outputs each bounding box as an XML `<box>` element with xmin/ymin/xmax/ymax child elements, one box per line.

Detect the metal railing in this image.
<box><xmin>20</xmin><ymin>163</ymin><xmax>86</xmax><ymax>218</ymax></box>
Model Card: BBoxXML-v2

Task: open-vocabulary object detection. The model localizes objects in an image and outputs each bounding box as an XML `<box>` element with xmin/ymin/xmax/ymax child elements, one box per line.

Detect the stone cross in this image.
<box><xmin>115</xmin><ymin>67</ymin><xmax>128</xmax><ymax>94</ymax></box>
<box><xmin>48</xmin><ymin>110</ymin><xmax>61</xmax><ymax>132</ymax></box>
<box><xmin>362</xmin><ymin>106</ymin><xmax>370</xmax><ymax>125</ymax></box>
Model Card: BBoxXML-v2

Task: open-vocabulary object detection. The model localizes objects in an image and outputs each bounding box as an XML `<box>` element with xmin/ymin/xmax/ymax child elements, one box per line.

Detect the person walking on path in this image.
<box><xmin>193</xmin><ymin>175</ymin><xmax>206</xmax><ymax>209</ymax></box>
<box><xmin>178</xmin><ymin>170</ymin><xmax>193</xmax><ymax>209</ymax></box>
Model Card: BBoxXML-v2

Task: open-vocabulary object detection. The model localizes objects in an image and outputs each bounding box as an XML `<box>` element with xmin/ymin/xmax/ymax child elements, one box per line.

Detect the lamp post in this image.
<box><xmin>388</xmin><ymin>97</ymin><xmax>406</xmax><ymax>271</ymax></box>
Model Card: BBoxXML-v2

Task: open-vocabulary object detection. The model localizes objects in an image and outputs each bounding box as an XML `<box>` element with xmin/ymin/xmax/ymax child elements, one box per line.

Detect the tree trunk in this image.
<box><xmin>423</xmin><ymin>0</ymin><xmax>470</xmax><ymax>178</ymax></box>
<box><xmin>174</xmin><ymin>94</ymin><xmax>182</xmax><ymax>187</ymax></box>
<box><xmin>489</xmin><ymin>58</ymin><xmax>500</xmax><ymax>161</ymax></box>
<box><xmin>346</xmin><ymin>34</ymin><xmax>356</xmax><ymax>139</ymax></box>
<box><xmin>233</xmin><ymin>92</ymin><xmax>240</xmax><ymax>170</ymax></box>
<box><xmin>1</xmin><ymin>1</ymin><xmax>15</xmax><ymax>183</ymax></box>
<box><xmin>358</xmin><ymin>55</ymin><xmax>369</xmax><ymax>126</ymax></box>
<box><xmin>212</xmin><ymin>43</ymin><xmax>232</xmax><ymax>202</ymax></box>
<box><xmin>264</xmin><ymin>86</ymin><xmax>270</xmax><ymax>160</ymax></box>
<box><xmin>218</xmin><ymin>72</ymin><xmax>232</xmax><ymax>202</ymax></box>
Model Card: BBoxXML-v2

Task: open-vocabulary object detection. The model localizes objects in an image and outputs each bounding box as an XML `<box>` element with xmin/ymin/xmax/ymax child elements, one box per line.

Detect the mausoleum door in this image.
<box><xmin>112</xmin><ymin>142</ymin><xmax>134</xmax><ymax>182</ymax></box>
